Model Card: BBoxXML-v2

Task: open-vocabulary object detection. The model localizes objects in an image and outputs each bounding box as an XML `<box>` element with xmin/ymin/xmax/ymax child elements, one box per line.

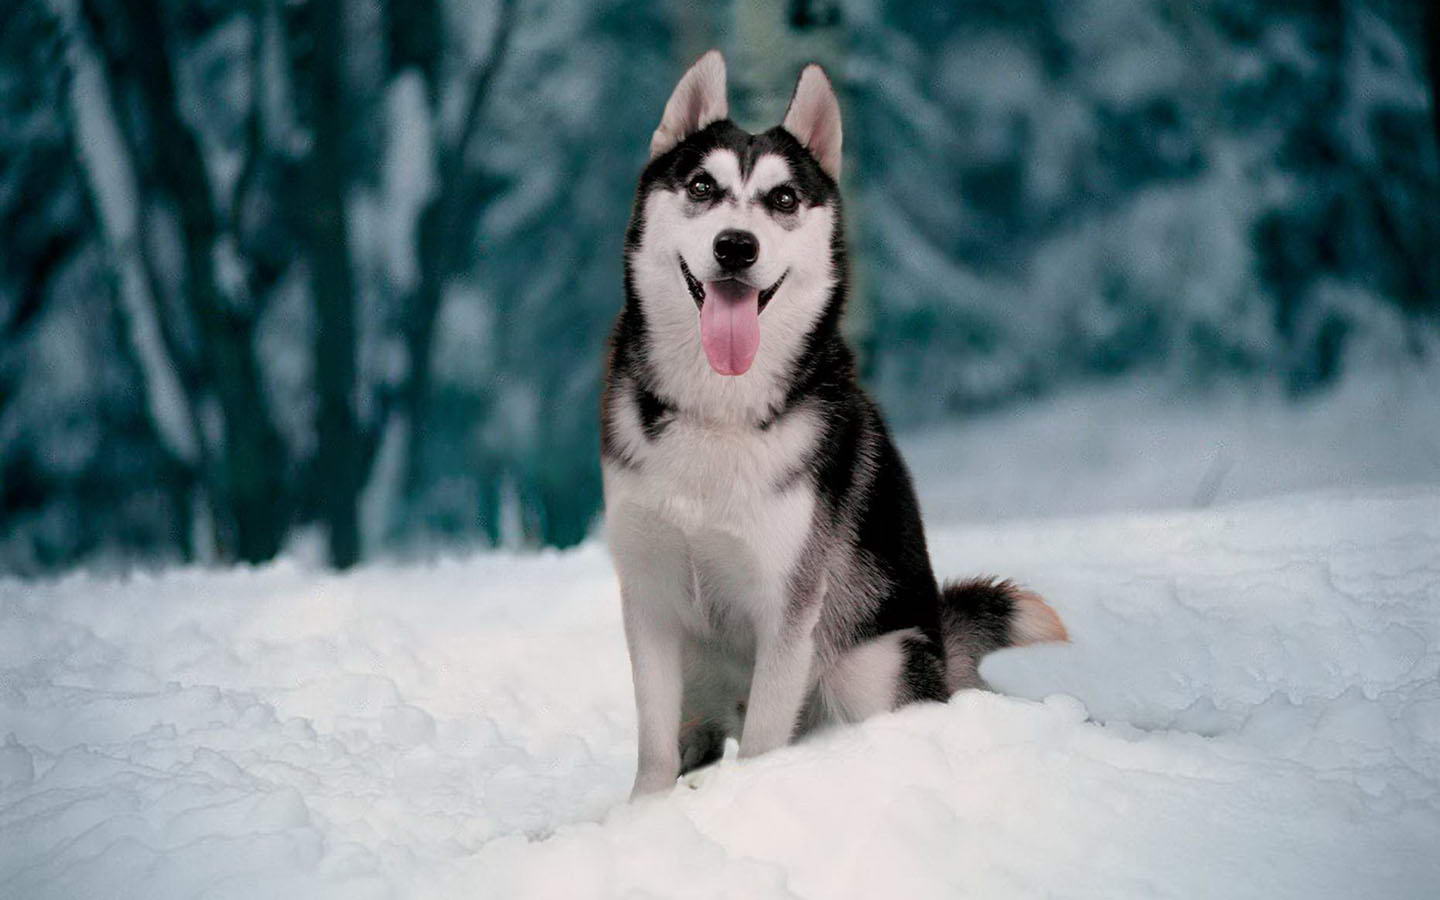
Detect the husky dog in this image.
<box><xmin>601</xmin><ymin>51</ymin><xmax>1067</xmax><ymax>797</ymax></box>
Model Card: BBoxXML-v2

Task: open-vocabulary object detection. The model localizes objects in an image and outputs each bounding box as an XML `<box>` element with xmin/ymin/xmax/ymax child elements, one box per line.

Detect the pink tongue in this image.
<box><xmin>699</xmin><ymin>280</ymin><xmax>761</xmax><ymax>375</ymax></box>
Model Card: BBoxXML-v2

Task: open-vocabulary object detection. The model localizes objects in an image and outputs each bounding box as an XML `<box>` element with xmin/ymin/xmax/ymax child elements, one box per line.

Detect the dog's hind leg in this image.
<box><xmin>819</xmin><ymin>627</ymin><xmax>947</xmax><ymax>723</ymax></box>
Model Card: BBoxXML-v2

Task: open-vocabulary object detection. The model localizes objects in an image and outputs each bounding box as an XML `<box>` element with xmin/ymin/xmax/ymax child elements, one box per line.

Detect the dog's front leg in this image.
<box><xmin>623</xmin><ymin>594</ymin><xmax>685</xmax><ymax>796</ymax></box>
<box><xmin>738</xmin><ymin>612</ymin><xmax>818</xmax><ymax>759</ymax></box>
<box><xmin>610</xmin><ymin>512</ymin><xmax>690</xmax><ymax>797</ymax></box>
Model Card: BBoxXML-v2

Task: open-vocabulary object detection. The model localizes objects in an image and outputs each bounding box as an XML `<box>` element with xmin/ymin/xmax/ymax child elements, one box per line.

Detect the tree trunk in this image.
<box><xmin>1427</xmin><ymin>3</ymin><xmax>1440</xmax><ymax>163</ymax></box>
<box><xmin>306</xmin><ymin>0</ymin><xmax>363</xmax><ymax>568</ymax></box>
<box><xmin>1424</xmin><ymin>1</ymin><xmax>1440</xmax><ymax>318</ymax></box>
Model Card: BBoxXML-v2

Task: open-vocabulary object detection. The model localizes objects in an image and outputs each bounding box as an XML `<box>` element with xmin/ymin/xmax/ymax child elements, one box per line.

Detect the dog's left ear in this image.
<box><xmin>782</xmin><ymin>64</ymin><xmax>842</xmax><ymax>179</ymax></box>
<box><xmin>650</xmin><ymin>50</ymin><xmax>728</xmax><ymax>160</ymax></box>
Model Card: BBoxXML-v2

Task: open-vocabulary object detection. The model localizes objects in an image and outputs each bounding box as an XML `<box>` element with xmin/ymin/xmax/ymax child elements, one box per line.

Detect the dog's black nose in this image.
<box><xmin>713</xmin><ymin>229</ymin><xmax>759</xmax><ymax>271</ymax></box>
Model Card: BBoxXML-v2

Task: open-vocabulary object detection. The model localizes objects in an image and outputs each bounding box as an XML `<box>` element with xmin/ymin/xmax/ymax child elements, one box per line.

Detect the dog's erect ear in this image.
<box><xmin>650</xmin><ymin>50</ymin><xmax>728</xmax><ymax>160</ymax></box>
<box><xmin>782</xmin><ymin>64</ymin><xmax>842</xmax><ymax>179</ymax></box>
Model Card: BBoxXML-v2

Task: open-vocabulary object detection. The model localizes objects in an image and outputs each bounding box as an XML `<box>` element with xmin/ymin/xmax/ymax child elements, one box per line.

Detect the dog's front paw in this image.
<box><xmin>630</xmin><ymin>769</ymin><xmax>678</xmax><ymax>799</ymax></box>
<box><xmin>680</xmin><ymin>757</ymin><xmax>727</xmax><ymax>791</ymax></box>
<box><xmin>678</xmin><ymin>720</ymin><xmax>727</xmax><ymax>776</ymax></box>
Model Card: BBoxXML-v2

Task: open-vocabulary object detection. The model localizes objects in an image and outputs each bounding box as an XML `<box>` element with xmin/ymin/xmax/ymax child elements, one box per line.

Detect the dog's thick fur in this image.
<box><xmin>601</xmin><ymin>52</ymin><xmax>1067</xmax><ymax>796</ymax></box>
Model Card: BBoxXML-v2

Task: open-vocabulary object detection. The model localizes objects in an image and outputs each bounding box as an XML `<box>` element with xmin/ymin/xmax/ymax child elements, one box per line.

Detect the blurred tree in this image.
<box><xmin>849</xmin><ymin>0</ymin><xmax>1439</xmax><ymax>422</ymax></box>
<box><xmin>76</xmin><ymin>0</ymin><xmax>291</xmax><ymax>563</ymax></box>
<box><xmin>392</xmin><ymin>0</ymin><xmax>517</xmax><ymax>536</ymax></box>
<box><xmin>23</xmin><ymin>0</ymin><xmax>523</xmax><ymax>570</ymax></box>
<box><xmin>0</xmin><ymin>3</ymin><xmax>187</xmax><ymax>569</ymax></box>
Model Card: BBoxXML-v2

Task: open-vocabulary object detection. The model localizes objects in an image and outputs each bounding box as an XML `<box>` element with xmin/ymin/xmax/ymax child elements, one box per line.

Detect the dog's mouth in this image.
<box><xmin>678</xmin><ymin>256</ymin><xmax>788</xmax><ymax>313</ymax></box>
<box><xmin>678</xmin><ymin>255</ymin><xmax>789</xmax><ymax>377</ymax></box>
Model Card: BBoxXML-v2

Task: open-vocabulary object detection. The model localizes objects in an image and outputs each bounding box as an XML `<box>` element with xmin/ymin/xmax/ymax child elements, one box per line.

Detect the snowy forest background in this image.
<box><xmin>2</xmin><ymin>0</ymin><xmax>1437</xmax><ymax>575</ymax></box>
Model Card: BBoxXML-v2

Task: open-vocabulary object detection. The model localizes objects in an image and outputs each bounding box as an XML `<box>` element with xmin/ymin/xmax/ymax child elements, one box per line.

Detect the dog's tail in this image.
<box><xmin>938</xmin><ymin>577</ymin><xmax>1068</xmax><ymax>693</ymax></box>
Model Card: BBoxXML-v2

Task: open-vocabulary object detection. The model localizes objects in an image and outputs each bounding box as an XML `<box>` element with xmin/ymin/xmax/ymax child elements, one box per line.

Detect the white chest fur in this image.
<box><xmin>603</xmin><ymin>395</ymin><xmax>820</xmax><ymax>631</ymax></box>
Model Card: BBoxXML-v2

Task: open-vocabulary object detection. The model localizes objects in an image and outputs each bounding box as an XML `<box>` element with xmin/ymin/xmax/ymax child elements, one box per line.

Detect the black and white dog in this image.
<box><xmin>601</xmin><ymin>51</ymin><xmax>1067</xmax><ymax>797</ymax></box>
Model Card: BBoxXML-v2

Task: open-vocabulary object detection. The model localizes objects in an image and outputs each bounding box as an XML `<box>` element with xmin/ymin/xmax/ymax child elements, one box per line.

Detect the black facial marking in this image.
<box><xmin>678</xmin><ymin>255</ymin><xmax>705</xmax><ymax>307</ymax></box>
<box><xmin>640</xmin><ymin>121</ymin><xmax>838</xmax><ymax>209</ymax></box>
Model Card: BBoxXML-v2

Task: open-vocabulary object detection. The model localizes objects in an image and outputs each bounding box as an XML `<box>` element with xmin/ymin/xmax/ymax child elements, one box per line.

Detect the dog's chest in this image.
<box><xmin>606</xmin><ymin>406</ymin><xmax>819</xmax><ymax>546</ymax></box>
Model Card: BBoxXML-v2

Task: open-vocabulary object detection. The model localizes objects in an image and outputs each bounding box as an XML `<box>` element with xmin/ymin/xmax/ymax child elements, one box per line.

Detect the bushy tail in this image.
<box><xmin>939</xmin><ymin>577</ymin><xmax>1068</xmax><ymax>693</ymax></box>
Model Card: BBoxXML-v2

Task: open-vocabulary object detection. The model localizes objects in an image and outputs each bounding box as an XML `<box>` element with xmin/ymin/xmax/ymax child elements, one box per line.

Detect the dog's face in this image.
<box><xmin>628</xmin><ymin>52</ymin><xmax>843</xmax><ymax>380</ymax></box>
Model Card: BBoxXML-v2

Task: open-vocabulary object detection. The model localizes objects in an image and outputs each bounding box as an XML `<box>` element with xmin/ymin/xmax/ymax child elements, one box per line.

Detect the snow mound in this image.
<box><xmin>2</xmin><ymin>487</ymin><xmax>1438</xmax><ymax>898</ymax></box>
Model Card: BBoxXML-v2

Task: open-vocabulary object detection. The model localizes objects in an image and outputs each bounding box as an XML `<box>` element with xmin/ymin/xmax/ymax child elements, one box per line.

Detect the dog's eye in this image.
<box><xmin>769</xmin><ymin>185</ymin><xmax>798</xmax><ymax>213</ymax></box>
<box><xmin>686</xmin><ymin>173</ymin><xmax>716</xmax><ymax>201</ymax></box>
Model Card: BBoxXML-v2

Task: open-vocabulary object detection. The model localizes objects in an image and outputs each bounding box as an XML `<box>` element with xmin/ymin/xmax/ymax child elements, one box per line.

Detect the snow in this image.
<box><xmin>4</xmin><ymin>448</ymin><xmax>1439</xmax><ymax>898</ymax></box>
<box><xmin>900</xmin><ymin>365</ymin><xmax>1440</xmax><ymax>525</ymax></box>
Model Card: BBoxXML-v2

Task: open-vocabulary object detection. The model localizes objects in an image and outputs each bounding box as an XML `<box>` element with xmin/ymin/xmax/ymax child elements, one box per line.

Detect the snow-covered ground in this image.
<box><xmin>3</xmin><ymin>484</ymin><xmax>1438</xmax><ymax>898</ymax></box>
<box><xmin>3</xmin><ymin>373</ymin><xmax>1440</xmax><ymax>898</ymax></box>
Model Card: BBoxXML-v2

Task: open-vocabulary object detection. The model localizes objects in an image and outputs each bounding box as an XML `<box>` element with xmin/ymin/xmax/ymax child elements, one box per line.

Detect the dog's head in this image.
<box><xmin>628</xmin><ymin>51</ymin><xmax>843</xmax><ymax>379</ymax></box>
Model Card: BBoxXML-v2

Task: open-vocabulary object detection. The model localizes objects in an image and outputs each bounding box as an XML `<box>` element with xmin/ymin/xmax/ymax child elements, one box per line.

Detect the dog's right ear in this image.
<box><xmin>650</xmin><ymin>50</ymin><xmax>728</xmax><ymax>160</ymax></box>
